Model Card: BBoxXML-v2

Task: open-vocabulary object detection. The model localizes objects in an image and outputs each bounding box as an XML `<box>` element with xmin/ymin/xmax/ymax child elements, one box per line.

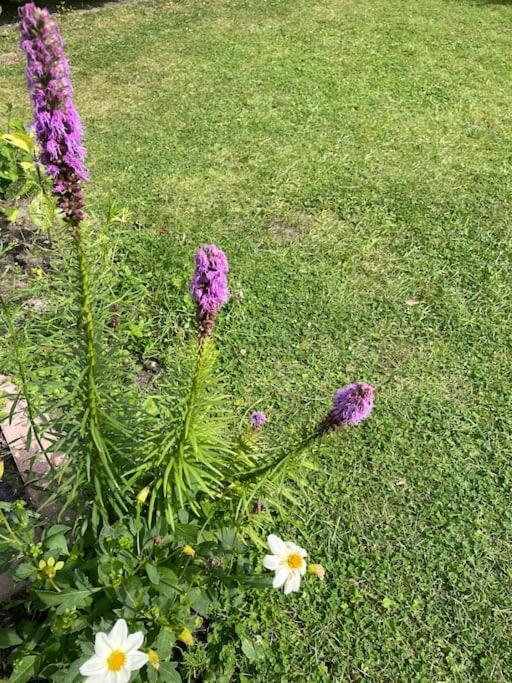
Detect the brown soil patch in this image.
<box><xmin>269</xmin><ymin>211</ymin><xmax>314</xmax><ymax>243</ymax></box>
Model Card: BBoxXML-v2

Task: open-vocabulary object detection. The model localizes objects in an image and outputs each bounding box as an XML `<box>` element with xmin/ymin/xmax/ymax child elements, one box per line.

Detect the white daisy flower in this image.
<box><xmin>263</xmin><ymin>534</ymin><xmax>307</xmax><ymax>595</ymax></box>
<box><xmin>79</xmin><ymin>618</ymin><xmax>148</xmax><ymax>683</ymax></box>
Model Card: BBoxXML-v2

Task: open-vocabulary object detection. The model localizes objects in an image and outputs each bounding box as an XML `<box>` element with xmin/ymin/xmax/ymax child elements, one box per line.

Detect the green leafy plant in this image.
<box><xmin>0</xmin><ymin>5</ymin><xmax>374</xmax><ymax>682</ymax></box>
<box><xmin>0</xmin><ymin>106</ymin><xmax>56</xmax><ymax>233</ymax></box>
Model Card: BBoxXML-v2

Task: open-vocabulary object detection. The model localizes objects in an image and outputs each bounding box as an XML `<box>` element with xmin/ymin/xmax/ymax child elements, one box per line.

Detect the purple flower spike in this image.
<box><xmin>19</xmin><ymin>3</ymin><xmax>88</xmax><ymax>225</ymax></box>
<box><xmin>250</xmin><ymin>411</ymin><xmax>267</xmax><ymax>429</ymax></box>
<box><xmin>190</xmin><ymin>244</ymin><xmax>230</xmax><ymax>337</ymax></box>
<box><xmin>325</xmin><ymin>383</ymin><xmax>374</xmax><ymax>430</ymax></box>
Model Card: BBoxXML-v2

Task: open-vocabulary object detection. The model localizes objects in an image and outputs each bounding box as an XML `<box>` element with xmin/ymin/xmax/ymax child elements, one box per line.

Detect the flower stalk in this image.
<box><xmin>73</xmin><ymin>224</ymin><xmax>124</xmax><ymax>513</ymax></box>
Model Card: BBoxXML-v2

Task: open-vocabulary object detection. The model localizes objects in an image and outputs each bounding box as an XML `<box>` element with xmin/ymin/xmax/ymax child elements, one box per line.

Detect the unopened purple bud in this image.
<box><xmin>190</xmin><ymin>244</ymin><xmax>229</xmax><ymax>337</ymax></box>
<box><xmin>250</xmin><ymin>411</ymin><xmax>267</xmax><ymax>429</ymax></box>
<box><xmin>325</xmin><ymin>383</ymin><xmax>374</xmax><ymax>430</ymax></box>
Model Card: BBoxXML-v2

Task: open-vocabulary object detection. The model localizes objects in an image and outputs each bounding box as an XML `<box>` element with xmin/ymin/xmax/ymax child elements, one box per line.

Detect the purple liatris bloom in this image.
<box><xmin>325</xmin><ymin>383</ymin><xmax>374</xmax><ymax>430</ymax></box>
<box><xmin>19</xmin><ymin>3</ymin><xmax>88</xmax><ymax>225</ymax></box>
<box><xmin>250</xmin><ymin>411</ymin><xmax>267</xmax><ymax>429</ymax></box>
<box><xmin>190</xmin><ymin>244</ymin><xmax>229</xmax><ymax>336</ymax></box>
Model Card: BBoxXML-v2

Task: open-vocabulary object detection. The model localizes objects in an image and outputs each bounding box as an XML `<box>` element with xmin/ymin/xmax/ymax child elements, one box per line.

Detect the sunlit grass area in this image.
<box><xmin>1</xmin><ymin>0</ymin><xmax>512</xmax><ymax>679</ymax></box>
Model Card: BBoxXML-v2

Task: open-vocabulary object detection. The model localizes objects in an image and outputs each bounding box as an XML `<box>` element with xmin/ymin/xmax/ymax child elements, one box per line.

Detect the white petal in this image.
<box><xmin>124</xmin><ymin>632</ymin><xmax>144</xmax><ymax>653</ymax></box>
<box><xmin>114</xmin><ymin>671</ymin><xmax>131</xmax><ymax>683</ymax></box>
<box><xmin>263</xmin><ymin>554</ymin><xmax>280</xmax><ymax>570</ymax></box>
<box><xmin>108</xmin><ymin>619</ymin><xmax>128</xmax><ymax>649</ymax></box>
<box><xmin>85</xmin><ymin>676</ymin><xmax>109</xmax><ymax>683</ymax></box>
<box><xmin>272</xmin><ymin>567</ymin><xmax>289</xmax><ymax>589</ymax></box>
<box><xmin>285</xmin><ymin>541</ymin><xmax>308</xmax><ymax>558</ymax></box>
<box><xmin>299</xmin><ymin>561</ymin><xmax>307</xmax><ymax>576</ymax></box>
<box><xmin>127</xmin><ymin>651</ymin><xmax>149</xmax><ymax>671</ymax></box>
<box><xmin>283</xmin><ymin>572</ymin><xmax>301</xmax><ymax>595</ymax></box>
<box><xmin>104</xmin><ymin>672</ymin><xmax>122</xmax><ymax>683</ymax></box>
<box><xmin>94</xmin><ymin>632</ymin><xmax>111</xmax><ymax>658</ymax></box>
<box><xmin>80</xmin><ymin>655</ymin><xmax>106</xmax><ymax>677</ymax></box>
<box><xmin>267</xmin><ymin>534</ymin><xmax>286</xmax><ymax>556</ymax></box>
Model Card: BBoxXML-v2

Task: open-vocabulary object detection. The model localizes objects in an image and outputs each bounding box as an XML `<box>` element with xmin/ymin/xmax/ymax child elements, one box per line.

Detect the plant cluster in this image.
<box><xmin>0</xmin><ymin>5</ymin><xmax>374</xmax><ymax>682</ymax></box>
<box><xmin>0</xmin><ymin>107</ymin><xmax>55</xmax><ymax>231</ymax></box>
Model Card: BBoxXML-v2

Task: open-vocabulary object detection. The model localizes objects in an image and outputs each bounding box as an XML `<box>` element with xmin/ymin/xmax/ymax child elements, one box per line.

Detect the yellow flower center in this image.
<box><xmin>107</xmin><ymin>650</ymin><xmax>126</xmax><ymax>672</ymax></box>
<box><xmin>286</xmin><ymin>553</ymin><xmax>303</xmax><ymax>570</ymax></box>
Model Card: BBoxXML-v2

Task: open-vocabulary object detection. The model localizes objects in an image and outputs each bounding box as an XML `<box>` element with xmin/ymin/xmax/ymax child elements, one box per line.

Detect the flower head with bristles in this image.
<box><xmin>325</xmin><ymin>383</ymin><xmax>374</xmax><ymax>430</ymax></box>
<box><xmin>250</xmin><ymin>411</ymin><xmax>267</xmax><ymax>429</ymax></box>
<box><xmin>190</xmin><ymin>244</ymin><xmax>229</xmax><ymax>337</ymax></box>
<box><xmin>19</xmin><ymin>3</ymin><xmax>88</xmax><ymax>225</ymax></box>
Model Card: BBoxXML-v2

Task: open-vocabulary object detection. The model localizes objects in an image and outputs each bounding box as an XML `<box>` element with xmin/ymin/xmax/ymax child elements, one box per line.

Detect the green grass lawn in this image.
<box><xmin>2</xmin><ymin>0</ymin><xmax>512</xmax><ymax>679</ymax></box>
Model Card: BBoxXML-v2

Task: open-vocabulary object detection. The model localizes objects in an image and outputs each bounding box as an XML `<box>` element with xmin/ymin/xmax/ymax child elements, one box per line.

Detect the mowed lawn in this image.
<box><xmin>2</xmin><ymin>0</ymin><xmax>512</xmax><ymax>679</ymax></box>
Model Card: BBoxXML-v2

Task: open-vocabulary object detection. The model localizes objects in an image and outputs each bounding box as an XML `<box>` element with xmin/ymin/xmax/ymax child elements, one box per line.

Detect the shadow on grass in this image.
<box><xmin>0</xmin><ymin>0</ymin><xmax>128</xmax><ymax>26</ymax></box>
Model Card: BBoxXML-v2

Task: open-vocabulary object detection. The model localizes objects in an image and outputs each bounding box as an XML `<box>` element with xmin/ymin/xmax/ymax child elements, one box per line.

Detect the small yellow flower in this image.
<box><xmin>147</xmin><ymin>649</ymin><xmax>160</xmax><ymax>670</ymax></box>
<box><xmin>177</xmin><ymin>627</ymin><xmax>194</xmax><ymax>647</ymax></box>
<box><xmin>38</xmin><ymin>557</ymin><xmax>64</xmax><ymax>580</ymax></box>
<box><xmin>182</xmin><ymin>545</ymin><xmax>195</xmax><ymax>558</ymax></box>
<box><xmin>136</xmin><ymin>486</ymin><xmax>150</xmax><ymax>505</ymax></box>
<box><xmin>308</xmin><ymin>564</ymin><xmax>326</xmax><ymax>581</ymax></box>
<box><xmin>31</xmin><ymin>267</ymin><xmax>45</xmax><ymax>278</ymax></box>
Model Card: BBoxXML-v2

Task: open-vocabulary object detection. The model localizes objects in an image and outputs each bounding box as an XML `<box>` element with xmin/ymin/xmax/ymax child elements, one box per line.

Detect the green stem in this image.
<box><xmin>161</xmin><ymin>337</ymin><xmax>208</xmax><ymax>522</ymax></box>
<box><xmin>236</xmin><ymin>431</ymin><xmax>323</xmax><ymax>517</ymax></box>
<box><xmin>0</xmin><ymin>511</ymin><xmax>22</xmax><ymax>547</ymax></box>
<box><xmin>72</xmin><ymin>224</ymin><xmax>124</xmax><ymax>512</ymax></box>
<box><xmin>49</xmin><ymin>579</ymin><xmax>61</xmax><ymax>593</ymax></box>
<box><xmin>240</xmin><ymin>431</ymin><xmax>321</xmax><ymax>483</ymax></box>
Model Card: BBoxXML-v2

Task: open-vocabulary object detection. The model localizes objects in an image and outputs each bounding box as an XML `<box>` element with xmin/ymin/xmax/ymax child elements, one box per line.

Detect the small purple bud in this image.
<box><xmin>190</xmin><ymin>244</ymin><xmax>229</xmax><ymax>337</ymax></box>
<box><xmin>250</xmin><ymin>411</ymin><xmax>267</xmax><ymax>429</ymax></box>
<box><xmin>252</xmin><ymin>499</ymin><xmax>266</xmax><ymax>514</ymax></box>
<box><xmin>325</xmin><ymin>383</ymin><xmax>374</xmax><ymax>430</ymax></box>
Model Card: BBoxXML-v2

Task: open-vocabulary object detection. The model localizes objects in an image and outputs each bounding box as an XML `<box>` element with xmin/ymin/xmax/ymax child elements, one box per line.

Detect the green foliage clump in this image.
<box><xmin>0</xmin><ymin>107</ymin><xmax>56</xmax><ymax>232</ymax></box>
<box><xmin>0</xmin><ymin>175</ymin><xmax>334</xmax><ymax>682</ymax></box>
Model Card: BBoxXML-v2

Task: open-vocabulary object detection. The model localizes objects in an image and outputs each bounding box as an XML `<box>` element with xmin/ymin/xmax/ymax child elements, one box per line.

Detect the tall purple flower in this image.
<box><xmin>325</xmin><ymin>383</ymin><xmax>374</xmax><ymax>431</ymax></box>
<box><xmin>250</xmin><ymin>411</ymin><xmax>267</xmax><ymax>429</ymax></box>
<box><xmin>190</xmin><ymin>244</ymin><xmax>230</xmax><ymax>337</ymax></box>
<box><xmin>19</xmin><ymin>3</ymin><xmax>88</xmax><ymax>225</ymax></box>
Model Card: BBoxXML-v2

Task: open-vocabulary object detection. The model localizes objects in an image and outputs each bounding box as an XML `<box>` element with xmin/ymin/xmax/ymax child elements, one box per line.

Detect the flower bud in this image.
<box><xmin>250</xmin><ymin>411</ymin><xmax>267</xmax><ymax>429</ymax></box>
<box><xmin>136</xmin><ymin>486</ymin><xmax>150</xmax><ymax>505</ymax></box>
<box><xmin>147</xmin><ymin>649</ymin><xmax>160</xmax><ymax>670</ymax></box>
<box><xmin>182</xmin><ymin>545</ymin><xmax>195</xmax><ymax>558</ymax></box>
<box><xmin>177</xmin><ymin>627</ymin><xmax>194</xmax><ymax>647</ymax></box>
<box><xmin>308</xmin><ymin>564</ymin><xmax>326</xmax><ymax>581</ymax></box>
<box><xmin>252</xmin><ymin>498</ymin><xmax>266</xmax><ymax>514</ymax></box>
<box><xmin>190</xmin><ymin>244</ymin><xmax>229</xmax><ymax>338</ymax></box>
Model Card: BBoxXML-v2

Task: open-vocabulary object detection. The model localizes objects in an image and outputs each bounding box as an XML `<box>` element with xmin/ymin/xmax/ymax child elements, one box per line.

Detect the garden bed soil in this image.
<box><xmin>0</xmin><ymin>430</ymin><xmax>26</xmax><ymax>503</ymax></box>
